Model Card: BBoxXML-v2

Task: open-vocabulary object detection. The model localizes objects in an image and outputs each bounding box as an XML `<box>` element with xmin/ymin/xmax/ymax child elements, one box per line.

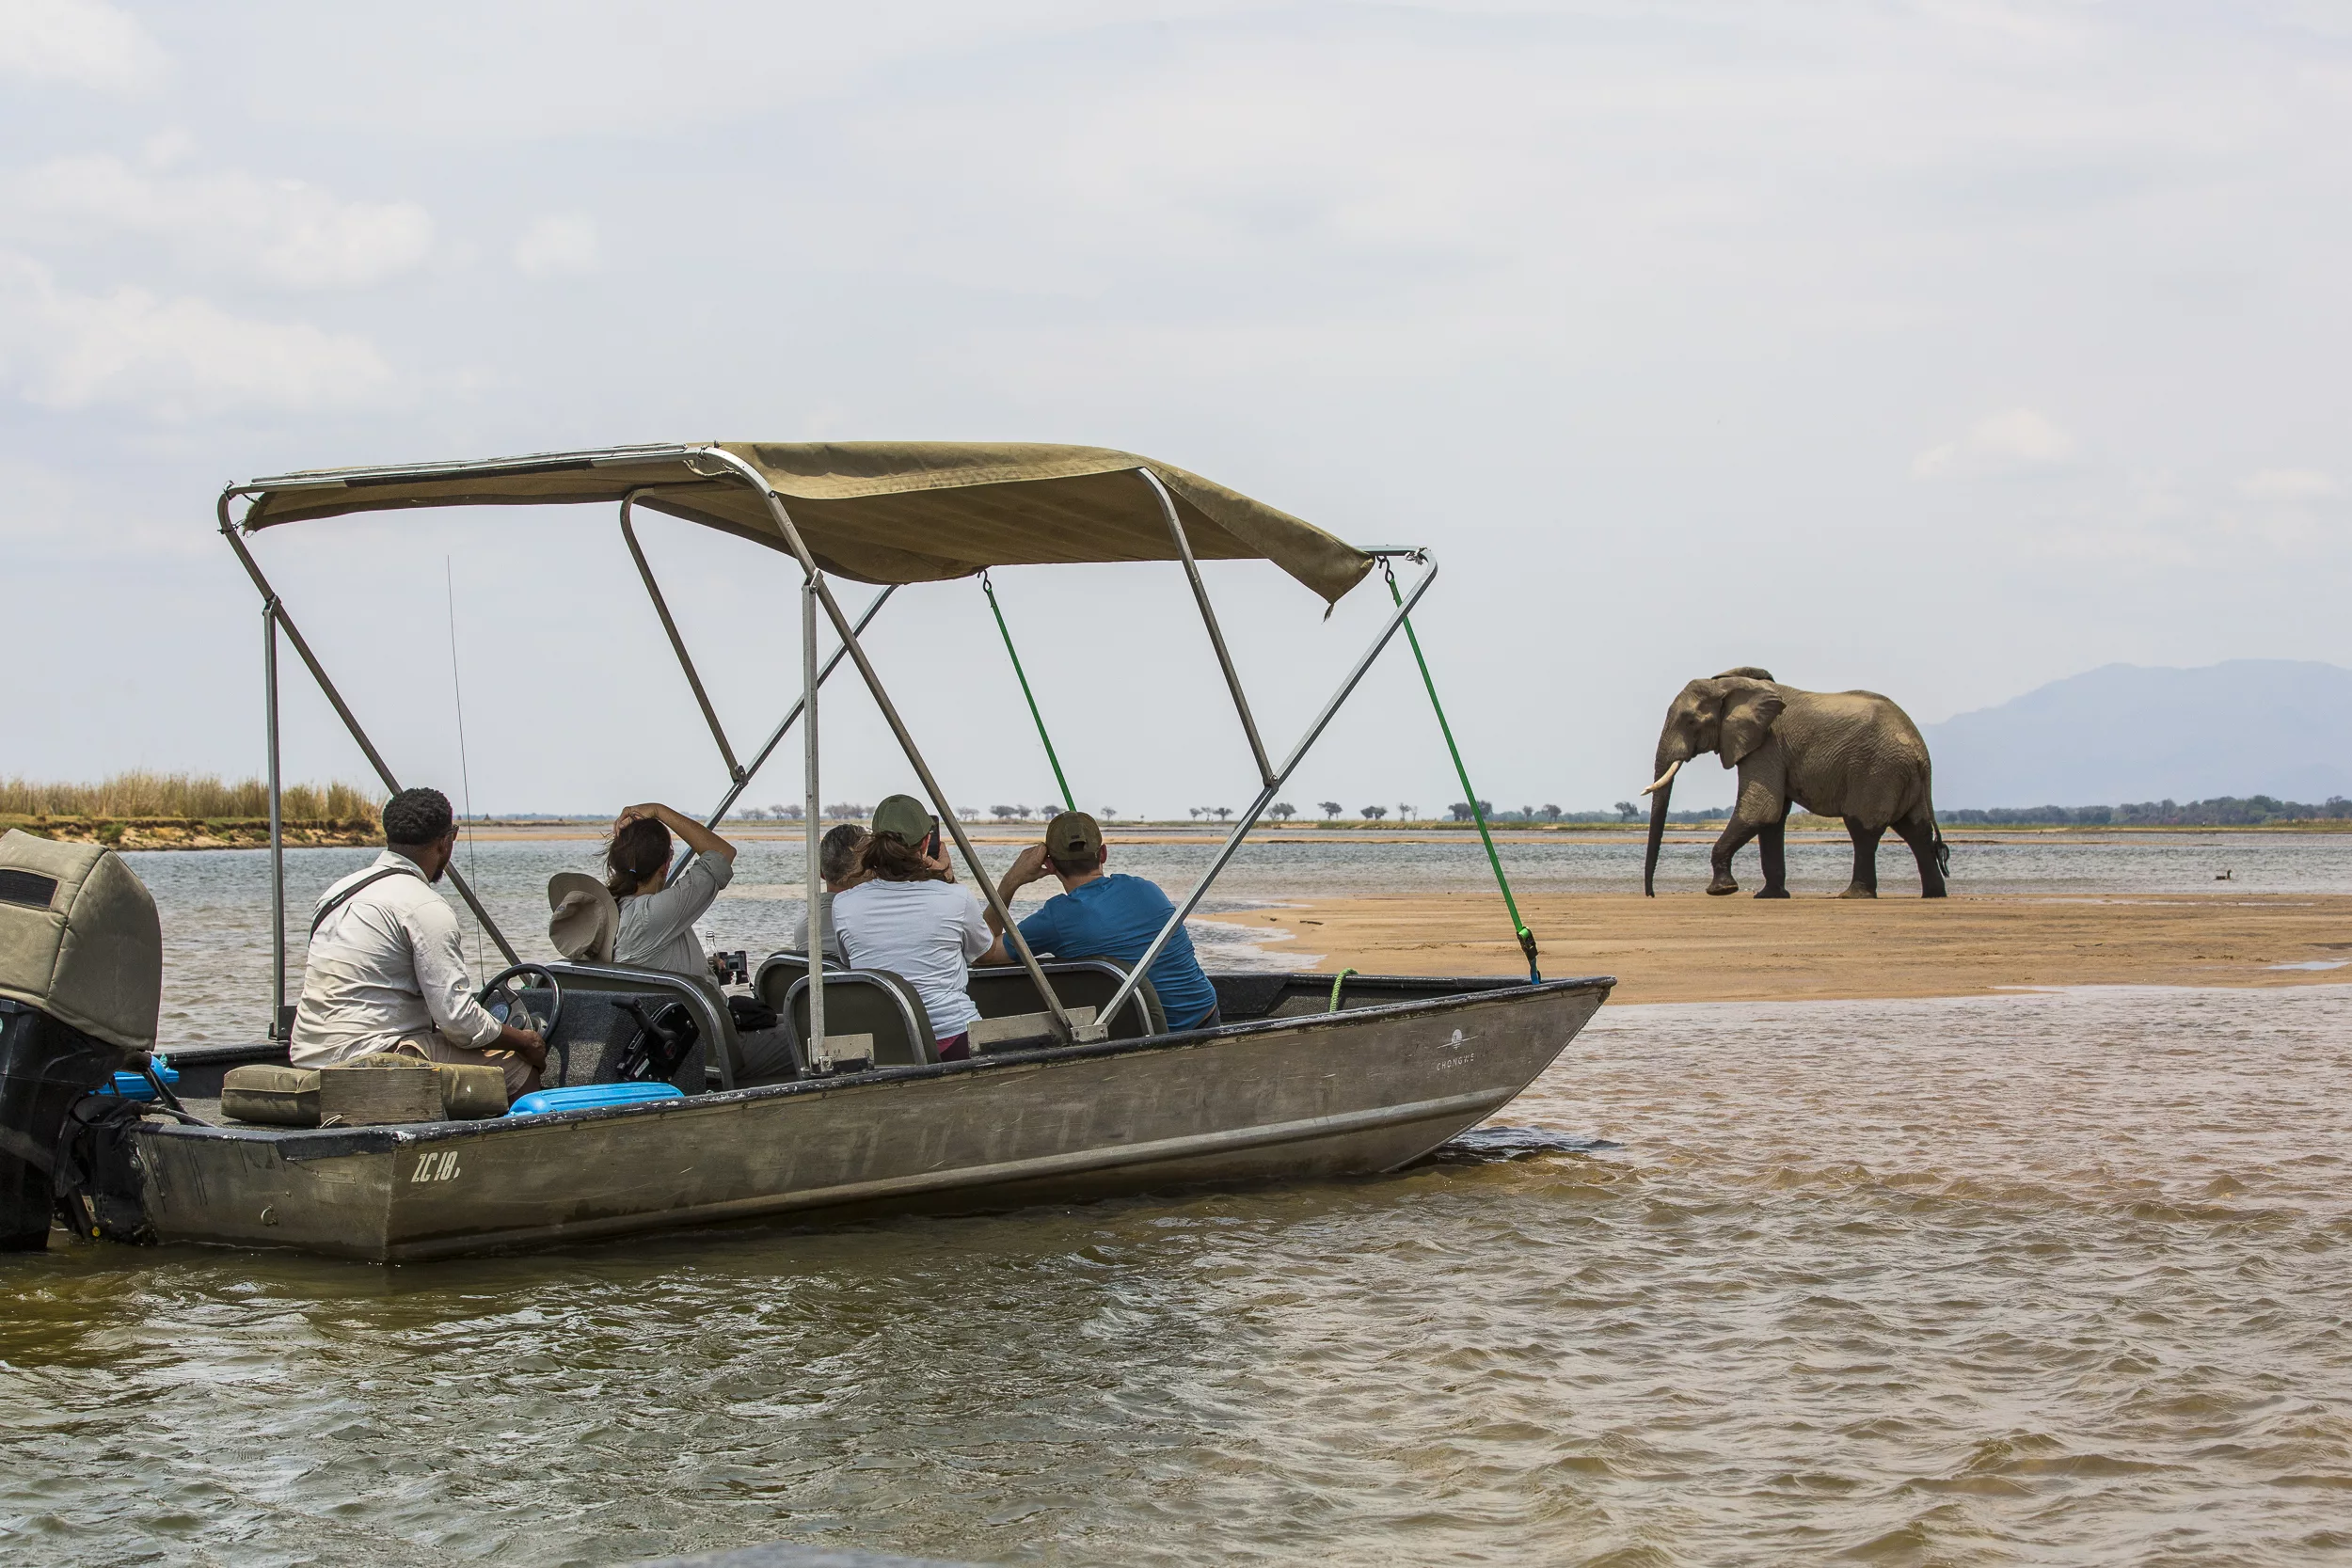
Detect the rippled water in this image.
<box><xmin>5</xmin><ymin>846</ymin><xmax>2348</xmax><ymax>1563</ymax></box>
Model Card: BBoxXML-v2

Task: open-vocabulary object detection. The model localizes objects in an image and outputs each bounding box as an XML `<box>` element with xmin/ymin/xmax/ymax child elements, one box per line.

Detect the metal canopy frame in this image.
<box><xmin>219</xmin><ymin>455</ymin><xmax>1438</xmax><ymax>1068</ymax></box>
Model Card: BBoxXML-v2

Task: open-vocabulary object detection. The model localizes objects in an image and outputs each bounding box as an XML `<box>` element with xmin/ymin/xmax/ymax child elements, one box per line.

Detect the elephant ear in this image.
<box><xmin>1718</xmin><ymin>682</ymin><xmax>1785</xmax><ymax>767</ymax></box>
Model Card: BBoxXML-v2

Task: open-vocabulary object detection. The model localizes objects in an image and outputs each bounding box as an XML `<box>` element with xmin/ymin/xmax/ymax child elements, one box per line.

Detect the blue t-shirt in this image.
<box><xmin>1016</xmin><ymin>874</ymin><xmax>1218</xmax><ymax>1029</ymax></box>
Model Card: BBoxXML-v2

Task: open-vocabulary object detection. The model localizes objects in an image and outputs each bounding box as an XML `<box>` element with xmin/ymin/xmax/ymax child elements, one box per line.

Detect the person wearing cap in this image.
<box><xmin>603</xmin><ymin>802</ymin><xmax>738</xmax><ymax>978</ymax></box>
<box><xmin>989</xmin><ymin>811</ymin><xmax>1219</xmax><ymax>1031</ymax></box>
<box><xmin>830</xmin><ymin>795</ymin><xmax>1008</xmax><ymax>1059</ymax></box>
<box><xmin>292</xmin><ymin>786</ymin><xmax>548</xmax><ymax>1099</ymax></box>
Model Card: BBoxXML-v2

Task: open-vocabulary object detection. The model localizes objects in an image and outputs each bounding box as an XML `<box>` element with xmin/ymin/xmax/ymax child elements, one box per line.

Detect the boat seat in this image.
<box><xmin>965</xmin><ymin>958</ymin><xmax>1166</xmax><ymax>1050</ymax></box>
<box><xmin>738</xmin><ymin>951</ymin><xmax>817</xmax><ymax>1085</ymax></box>
<box><xmin>785</xmin><ymin>969</ymin><xmax>937</xmax><ymax>1068</ymax></box>
<box><xmin>754</xmin><ymin>951</ymin><xmax>810</xmax><ymax>1014</ymax></box>
<box><xmin>536</xmin><ymin>961</ymin><xmax>736</xmax><ymax>1091</ymax></box>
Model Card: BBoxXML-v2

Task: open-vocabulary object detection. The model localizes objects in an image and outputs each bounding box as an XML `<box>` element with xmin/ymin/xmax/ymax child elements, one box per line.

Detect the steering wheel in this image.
<box><xmin>479</xmin><ymin>964</ymin><xmax>566</xmax><ymax>1085</ymax></box>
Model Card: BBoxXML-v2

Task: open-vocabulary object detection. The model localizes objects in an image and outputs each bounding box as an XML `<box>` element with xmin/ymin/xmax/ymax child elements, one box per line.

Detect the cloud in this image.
<box><xmin>0</xmin><ymin>252</ymin><xmax>393</xmax><ymax>417</ymax></box>
<box><xmin>2238</xmin><ymin>467</ymin><xmax>2341</xmax><ymax>501</ymax></box>
<box><xmin>0</xmin><ymin>0</ymin><xmax>164</xmax><ymax>91</ymax></box>
<box><xmin>6</xmin><ymin>152</ymin><xmax>434</xmax><ymax>289</ymax></box>
<box><xmin>512</xmin><ymin>214</ymin><xmax>600</xmax><ymax>277</ymax></box>
<box><xmin>1914</xmin><ymin>407</ymin><xmax>2078</xmax><ymax>479</ymax></box>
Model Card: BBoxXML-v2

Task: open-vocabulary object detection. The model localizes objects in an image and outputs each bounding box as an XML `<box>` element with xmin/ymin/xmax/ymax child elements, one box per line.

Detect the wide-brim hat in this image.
<box><xmin>547</xmin><ymin>871</ymin><xmax>617</xmax><ymax>963</ymax></box>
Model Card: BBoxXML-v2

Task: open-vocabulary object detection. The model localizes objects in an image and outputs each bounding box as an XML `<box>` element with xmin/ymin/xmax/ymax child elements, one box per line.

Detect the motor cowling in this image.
<box><xmin>0</xmin><ymin>831</ymin><xmax>162</xmax><ymax>1250</ymax></box>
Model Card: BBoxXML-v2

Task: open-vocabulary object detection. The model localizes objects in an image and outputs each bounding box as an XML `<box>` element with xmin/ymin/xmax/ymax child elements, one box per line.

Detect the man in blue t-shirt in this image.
<box><xmin>987</xmin><ymin>811</ymin><xmax>1220</xmax><ymax>1030</ymax></box>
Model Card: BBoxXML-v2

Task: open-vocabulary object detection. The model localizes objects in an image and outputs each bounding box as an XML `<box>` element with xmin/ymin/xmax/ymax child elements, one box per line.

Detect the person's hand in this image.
<box><xmin>613</xmin><ymin>802</ymin><xmax>667</xmax><ymax>832</ymax></box>
<box><xmin>503</xmin><ymin>1024</ymin><xmax>548</xmax><ymax>1069</ymax></box>
<box><xmin>1005</xmin><ymin>843</ymin><xmax>1053</xmax><ymax>889</ymax></box>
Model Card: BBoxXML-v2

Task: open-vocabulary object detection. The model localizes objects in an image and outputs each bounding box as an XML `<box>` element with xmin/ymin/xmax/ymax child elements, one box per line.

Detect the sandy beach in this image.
<box><xmin>1198</xmin><ymin>891</ymin><xmax>2352</xmax><ymax>1004</ymax></box>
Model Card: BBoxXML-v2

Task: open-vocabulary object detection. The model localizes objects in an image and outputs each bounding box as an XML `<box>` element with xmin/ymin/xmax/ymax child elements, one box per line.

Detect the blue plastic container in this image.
<box><xmin>95</xmin><ymin>1057</ymin><xmax>177</xmax><ymax>1101</ymax></box>
<box><xmin>507</xmin><ymin>1081</ymin><xmax>684</xmax><ymax>1117</ymax></box>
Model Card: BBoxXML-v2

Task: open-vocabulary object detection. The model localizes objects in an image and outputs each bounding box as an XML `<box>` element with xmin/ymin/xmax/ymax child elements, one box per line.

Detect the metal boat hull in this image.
<box><xmin>129</xmin><ymin>979</ymin><xmax>1608</xmax><ymax>1261</ymax></box>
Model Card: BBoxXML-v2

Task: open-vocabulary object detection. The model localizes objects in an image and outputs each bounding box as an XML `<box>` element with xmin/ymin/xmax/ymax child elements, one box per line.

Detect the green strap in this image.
<box><xmin>981</xmin><ymin>571</ymin><xmax>1074</xmax><ymax>813</ymax></box>
<box><xmin>1384</xmin><ymin>561</ymin><xmax>1540</xmax><ymax>983</ymax></box>
<box><xmin>1327</xmin><ymin>968</ymin><xmax>1358</xmax><ymax>1013</ymax></box>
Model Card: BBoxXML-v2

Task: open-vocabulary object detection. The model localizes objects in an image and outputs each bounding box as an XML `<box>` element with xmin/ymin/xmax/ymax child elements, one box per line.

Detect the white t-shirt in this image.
<box><xmin>831</xmin><ymin>879</ymin><xmax>992</xmax><ymax>1038</ymax></box>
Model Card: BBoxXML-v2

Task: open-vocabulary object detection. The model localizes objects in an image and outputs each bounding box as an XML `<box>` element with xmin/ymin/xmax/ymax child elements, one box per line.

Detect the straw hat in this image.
<box><xmin>546</xmin><ymin>872</ymin><xmax>617</xmax><ymax>962</ymax></box>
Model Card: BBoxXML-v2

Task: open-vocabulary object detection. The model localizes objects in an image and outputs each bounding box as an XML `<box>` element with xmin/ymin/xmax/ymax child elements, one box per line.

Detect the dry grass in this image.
<box><xmin>0</xmin><ymin>771</ymin><xmax>381</xmax><ymax>825</ymax></box>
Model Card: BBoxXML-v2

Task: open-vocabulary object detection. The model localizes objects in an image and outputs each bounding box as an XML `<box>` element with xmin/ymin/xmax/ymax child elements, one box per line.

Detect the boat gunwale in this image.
<box><xmin>135</xmin><ymin>974</ymin><xmax>1616</xmax><ymax>1160</ymax></box>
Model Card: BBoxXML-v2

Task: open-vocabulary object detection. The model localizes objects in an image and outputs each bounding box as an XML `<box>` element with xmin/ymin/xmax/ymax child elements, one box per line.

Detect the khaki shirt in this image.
<box><xmin>290</xmin><ymin>851</ymin><xmax>503</xmax><ymax>1066</ymax></box>
<box><xmin>613</xmin><ymin>852</ymin><xmax>734</xmax><ymax>977</ymax></box>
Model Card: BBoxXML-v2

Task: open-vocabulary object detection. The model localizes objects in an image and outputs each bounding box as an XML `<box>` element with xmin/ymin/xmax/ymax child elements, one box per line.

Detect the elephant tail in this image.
<box><xmin>1933</xmin><ymin>817</ymin><xmax>1951</xmax><ymax>879</ymax></box>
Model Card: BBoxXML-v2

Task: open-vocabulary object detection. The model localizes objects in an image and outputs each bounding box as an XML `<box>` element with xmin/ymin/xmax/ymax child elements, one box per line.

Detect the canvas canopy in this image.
<box><xmin>235</xmin><ymin>441</ymin><xmax>1375</xmax><ymax>604</ymax></box>
<box><xmin>0</xmin><ymin>832</ymin><xmax>162</xmax><ymax>1054</ymax></box>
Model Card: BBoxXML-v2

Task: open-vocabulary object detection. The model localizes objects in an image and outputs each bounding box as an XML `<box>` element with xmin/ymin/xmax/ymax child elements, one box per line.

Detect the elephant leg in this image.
<box><xmin>1708</xmin><ymin>817</ymin><xmax>1765</xmax><ymax>895</ymax></box>
<box><xmin>1895</xmin><ymin>810</ymin><xmax>1947</xmax><ymax>898</ymax></box>
<box><xmin>1840</xmin><ymin>818</ymin><xmax>1883</xmax><ymax>898</ymax></box>
<box><xmin>1755</xmin><ymin>808</ymin><xmax>1791</xmax><ymax>898</ymax></box>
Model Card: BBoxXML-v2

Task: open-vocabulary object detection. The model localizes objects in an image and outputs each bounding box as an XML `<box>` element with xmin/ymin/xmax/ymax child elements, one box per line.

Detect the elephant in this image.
<box><xmin>1641</xmin><ymin>667</ymin><xmax>1949</xmax><ymax>899</ymax></box>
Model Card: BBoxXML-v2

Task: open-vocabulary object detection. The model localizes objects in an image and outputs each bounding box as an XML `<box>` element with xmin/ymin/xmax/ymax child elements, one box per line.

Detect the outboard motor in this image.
<box><xmin>0</xmin><ymin>830</ymin><xmax>162</xmax><ymax>1250</ymax></box>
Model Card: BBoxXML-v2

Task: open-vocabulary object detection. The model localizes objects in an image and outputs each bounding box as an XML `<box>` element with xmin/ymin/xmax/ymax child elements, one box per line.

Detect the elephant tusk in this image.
<box><xmin>1642</xmin><ymin>759</ymin><xmax>1682</xmax><ymax>796</ymax></box>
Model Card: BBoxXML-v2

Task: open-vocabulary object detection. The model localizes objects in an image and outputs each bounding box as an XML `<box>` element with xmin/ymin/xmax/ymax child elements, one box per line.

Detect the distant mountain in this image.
<box><xmin>1922</xmin><ymin>660</ymin><xmax>2352</xmax><ymax>808</ymax></box>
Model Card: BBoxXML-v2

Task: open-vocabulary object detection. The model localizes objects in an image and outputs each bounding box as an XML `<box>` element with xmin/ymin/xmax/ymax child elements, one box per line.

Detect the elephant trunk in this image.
<box><xmin>1642</xmin><ymin>758</ymin><xmax>1680</xmax><ymax>897</ymax></box>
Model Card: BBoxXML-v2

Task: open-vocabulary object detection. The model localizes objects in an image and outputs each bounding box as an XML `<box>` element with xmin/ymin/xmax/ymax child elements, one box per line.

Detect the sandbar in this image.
<box><xmin>1198</xmin><ymin>892</ymin><xmax>2352</xmax><ymax>1005</ymax></box>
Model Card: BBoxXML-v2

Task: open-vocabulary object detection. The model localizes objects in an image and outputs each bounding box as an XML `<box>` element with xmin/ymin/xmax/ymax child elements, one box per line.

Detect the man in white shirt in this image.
<box><xmin>291</xmin><ymin>787</ymin><xmax>546</xmax><ymax>1099</ymax></box>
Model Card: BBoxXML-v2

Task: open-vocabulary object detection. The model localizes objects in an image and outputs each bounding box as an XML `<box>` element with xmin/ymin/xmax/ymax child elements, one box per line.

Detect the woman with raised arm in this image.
<box><xmin>605</xmin><ymin>803</ymin><xmax>738</xmax><ymax>977</ymax></box>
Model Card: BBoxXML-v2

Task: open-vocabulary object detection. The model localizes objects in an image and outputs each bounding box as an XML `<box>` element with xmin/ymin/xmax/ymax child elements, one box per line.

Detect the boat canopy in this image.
<box><xmin>234</xmin><ymin>441</ymin><xmax>1375</xmax><ymax>604</ymax></box>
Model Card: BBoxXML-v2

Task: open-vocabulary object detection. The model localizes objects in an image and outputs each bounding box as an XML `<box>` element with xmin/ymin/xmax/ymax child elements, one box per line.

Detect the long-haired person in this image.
<box><xmin>830</xmin><ymin>795</ymin><xmax>1005</xmax><ymax>1060</ymax></box>
<box><xmin>605</xmin><ymin>802</ymin><xmax>738</xmax><ymax>976</ymax></box>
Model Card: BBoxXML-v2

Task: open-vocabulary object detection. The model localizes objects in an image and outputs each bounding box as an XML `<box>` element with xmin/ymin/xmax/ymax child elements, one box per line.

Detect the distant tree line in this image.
<box><xmin>1938</xmin><ymin>796</ymin><xmax>2352</xmax><ymax>827</ymax></box>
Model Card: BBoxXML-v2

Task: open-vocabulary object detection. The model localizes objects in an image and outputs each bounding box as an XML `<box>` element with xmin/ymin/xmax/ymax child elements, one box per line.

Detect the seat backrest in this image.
<box><xmin>754</xmin><ymin>952</ymin><xmax>810</xmax><ymax>1014</ymax></box>
<box><xmin>541</xmin><ymin>960</ymin><xmax>738</xmax><ymax>1090</ymax></box>
<box><xmin>965</xmin><ymin>958</ymin><xmax>1165</xmax><ymax>1046</ymax></box>
<box><xmin>786</xmin><ymin>970</ymin><xmax>937</xmax><ymax>1067</ymax></box>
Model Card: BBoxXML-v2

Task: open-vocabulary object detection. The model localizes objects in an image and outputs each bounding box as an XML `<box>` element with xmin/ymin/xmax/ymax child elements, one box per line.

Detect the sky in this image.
<box><xmin>4</xmin><ymin>0</ymin><xmax>2347</xmax><ymax>817</ymax></box>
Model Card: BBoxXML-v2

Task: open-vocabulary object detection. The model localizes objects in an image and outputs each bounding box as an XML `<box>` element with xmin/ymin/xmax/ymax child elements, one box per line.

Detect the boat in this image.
<box><xmin>1</xmin><ymin>442</ymin><xmax>1613</xmax><ymax>1261</ymax></box>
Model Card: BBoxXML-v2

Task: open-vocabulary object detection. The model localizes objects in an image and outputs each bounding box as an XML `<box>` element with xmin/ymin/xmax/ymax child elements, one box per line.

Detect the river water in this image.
<box><xmin>3</xmin><ymin>841</ymin><xmax>2348</xmax><ymax>1563</ymax></box>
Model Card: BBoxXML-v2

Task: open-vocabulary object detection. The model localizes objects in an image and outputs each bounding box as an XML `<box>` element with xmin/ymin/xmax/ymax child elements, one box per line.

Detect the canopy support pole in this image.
<box><xmin>803</xmin><ymin>576</ymin><xmax>825</xmax><ymax>1065</ymax></box>
<box><xmin>689</xmin><ymin>451</ymin><xmax>1092</xmax><ymax>1045</ymax></box>
<box><xmin>218</xmin><ymin>493</ymin><xmax>521</xmax><ymax>971</ymax></box>
<box><xmin>262</xmin><ymin>597</ymin><xmax>289</xmax><ymax>1040</ymax></box>
<box><xmin>621</xmin><ymin>492</ymin><xmax>742</xmax><ymax>782</ymax></box>
<box><xmin>690</xmin><ymin>584</ymin><xmax>894</xmax><ymax>849</ymax></box>
<box><xmin>1140</xmin><ymin>467</ymin><xmax>1275</xmax><ymax>787</ymax></box>
<box><xmin>1101</xmin><ymin>553</ymin><xmax>1441</xmax><ymax>1027</ymax></box>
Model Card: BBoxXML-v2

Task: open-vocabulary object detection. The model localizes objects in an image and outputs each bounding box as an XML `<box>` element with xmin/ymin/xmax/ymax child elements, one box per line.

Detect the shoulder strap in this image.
<box><xmin>310</xmin><ymin>864</ymin><xmax>420</xmax><ymax>938</ymax></box>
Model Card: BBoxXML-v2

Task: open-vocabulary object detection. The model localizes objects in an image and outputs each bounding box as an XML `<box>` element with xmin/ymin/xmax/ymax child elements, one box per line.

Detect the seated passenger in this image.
<box><xmin>605</xmin><ymin>802</ymin><xmax>738</xmax><ymax>978</ymax></box>
<box><xmin>990</xmin><ymin>811</ymin><xmax>1219</xmax><ymax>1030</ymax></box>
<box><xmin>830</xmin><ymin>796</ymin><xmax>1006</xmax><ymax>1060</ymax></box>
<box><xmin>790</xmin><ymin>822</ymin><xmax>869</xmax><ymax>962</ymax></box>
<box><xmin>292</xmin><ymin>786</ymin><xmax>547</xmax><ymax>1099</ymax></box>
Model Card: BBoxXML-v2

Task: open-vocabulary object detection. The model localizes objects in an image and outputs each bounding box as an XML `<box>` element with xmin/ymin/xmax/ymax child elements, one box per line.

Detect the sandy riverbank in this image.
<box><xmin>1197</xmin><ymin>892</ymin><xmax>2352</xmax><ymax>1004</ymax></box>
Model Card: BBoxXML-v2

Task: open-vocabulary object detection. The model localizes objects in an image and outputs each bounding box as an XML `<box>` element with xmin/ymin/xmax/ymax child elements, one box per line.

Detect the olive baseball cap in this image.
<box><xmin>870</xmin><ymin>794</ymin><xmax>936</xmax><ymax>844</ymax></box>
<box><xmin>1044</xmin><ymin>810</ymin><xmax>1103</xmax><ymax>861</ymax></box>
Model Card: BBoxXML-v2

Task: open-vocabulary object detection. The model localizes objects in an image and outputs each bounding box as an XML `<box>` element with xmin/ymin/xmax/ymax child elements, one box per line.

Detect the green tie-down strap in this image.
<box><xmin>981</xmin><ymin>570</ymin><xmax>1074</xmax><ymax>814</ymax></box>
<box><xmin>1383</xmin><ymin>561</ymin><xmax>1540</xmax><ymax>984</ymax></box>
